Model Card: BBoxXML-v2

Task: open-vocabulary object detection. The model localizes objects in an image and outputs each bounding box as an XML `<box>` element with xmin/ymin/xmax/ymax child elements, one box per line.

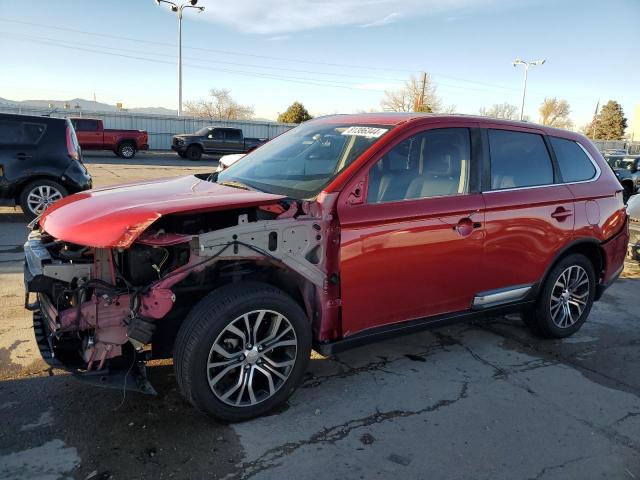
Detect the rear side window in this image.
<box><xmin>74</xmin><ymin>120</ymin><xmax>99</xmax><ymax>131</ymax></box>
<box><xmin>225</xmin><ymin>129</ymin><xmax>242</xmax><ymax>140</ymax></box>
<box><xmin>488</xmin><ymin>129</ymin><xmax>553</xmax><ymax>190</ymax></box>
<box><xmin>0</xmin><ymin>119</ymin><xmax>46</xmax><ymax>145</ymax></box>
<box><xmin>550</xmin><ymin>137</ymin><xmax>597</xmax><ymax>182</ymax></box>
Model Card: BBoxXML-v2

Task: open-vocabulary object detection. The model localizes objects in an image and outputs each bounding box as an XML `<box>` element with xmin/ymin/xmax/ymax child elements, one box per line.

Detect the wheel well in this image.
<box><xmin>187</xmin><ymin>143</ymin><xmax>203</xmax><ymax>151</ymax></box>
<box><xmin>14</xmin><ymin>175</ymin><xmax>65</xmax><ymax>202</ymax></box>
<box><xmin>117</xmin><ymin>139</ymin><xmax>136</xmax><ymax>149</ymax></box>
<box><xmin>150</xmin><ymin>262</ymin><xmax>314</xmax><ymax>359</ymax></box>
<box><xmin>556</xmin><ymin>241</ymin><xmax>604</xmax><ymax>281</ymax></box>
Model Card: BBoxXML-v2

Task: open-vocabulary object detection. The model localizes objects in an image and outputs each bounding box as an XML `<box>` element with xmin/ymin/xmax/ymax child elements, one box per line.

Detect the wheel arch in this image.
<box><xmin>151</xmin><ymin>260</ymin><xmax>316</xmax><ymax>358</ymax></box>
<box><xmin>15</xmin><ymin>175</ymin><xmax>69</xmax><ymax>202</ymax></box>
<box><xmin>537</xmin><ymin>238</ymin><xmax>605</xmax><ymax>296</ymax></box>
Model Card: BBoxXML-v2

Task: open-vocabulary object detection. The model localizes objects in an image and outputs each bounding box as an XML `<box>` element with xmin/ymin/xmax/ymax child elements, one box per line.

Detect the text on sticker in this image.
<box><xmin>341</xmin><ymin>127</ymin><xmax>388</xmax><ymax>138</ymax></box>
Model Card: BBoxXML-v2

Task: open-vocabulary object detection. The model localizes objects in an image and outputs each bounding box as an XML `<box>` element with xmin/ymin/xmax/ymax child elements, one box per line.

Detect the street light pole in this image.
<box><xmin>155</xmin><ymin>0</ymin><xmax>205</xmax><ymax>116</ymax></box>
<box><xmin>512</xmin><ymin>58</ymin><xmax>545</xmax><ymax>121</ymax></box>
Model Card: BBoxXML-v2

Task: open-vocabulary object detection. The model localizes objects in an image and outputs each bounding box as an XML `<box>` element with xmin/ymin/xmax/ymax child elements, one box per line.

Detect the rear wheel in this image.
<box><xmin>174</xmin><ymin>282</ymin><xmax>311</xmax><ymax>422</ymax></box>
<box><xmin>185</xmin><ymin>145</ymin><xmax>203</xmax><ymax>161</ymax></box>
<box><xmin>523</xmin><ymin>253</ymin><xmax>596</xmax><ymax>338</ymax></box>
<box><xmin>19</xmin><ymin>179</ymin><xmax>68</xmax><ymax>219</ymax></box>
<box><xmin>117</xmin><ymin>142</ymin><xmax>136</xmax><ymax>159</ymax></box>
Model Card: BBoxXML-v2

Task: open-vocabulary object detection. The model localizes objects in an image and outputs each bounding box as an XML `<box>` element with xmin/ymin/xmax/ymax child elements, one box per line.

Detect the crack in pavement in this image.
<box><xmin>302</xmin><ymin>342</ymin><xmax>452</xmax><ymax>389</ymax></box>
<box><xmin>528</xmin><ymin>455</ymin><xmax>588</xmax><ymax>480</ymax></box>
<box><xmin>232</xmin><ymin>382</ymin><xmax>469</xmax><ymax>480</ymax></box>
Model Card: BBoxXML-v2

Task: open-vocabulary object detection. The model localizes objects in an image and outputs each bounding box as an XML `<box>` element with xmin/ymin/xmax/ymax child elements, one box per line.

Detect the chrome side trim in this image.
<box><xmin>472</xmin><ymin>285</ymin><xmax>532</xmax><ymax>307</ymax></box>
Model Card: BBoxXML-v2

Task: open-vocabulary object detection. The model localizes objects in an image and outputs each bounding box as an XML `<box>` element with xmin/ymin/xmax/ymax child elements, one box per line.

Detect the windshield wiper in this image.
<box><xmin>218</xmin><ymin>180</ymin><xmax>253</xmax><ymax>191</ymax></box>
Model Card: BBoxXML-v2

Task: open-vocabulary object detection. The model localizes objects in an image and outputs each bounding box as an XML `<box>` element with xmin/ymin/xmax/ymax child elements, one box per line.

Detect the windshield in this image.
<box><xmin>195</xmin><ymin>127</ymin><xmax>211</xmax><ymax>136</ymax></box>
<box><xmin>217</xmin><ymin>122</ymin><xmax>392</xmax><ymax>198</ymax></box>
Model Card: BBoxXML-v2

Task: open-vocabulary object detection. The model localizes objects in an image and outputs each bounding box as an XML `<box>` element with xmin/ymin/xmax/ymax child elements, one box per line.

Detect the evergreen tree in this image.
<box><xmin>278</xmin><ymin>102</ymin><xmax>313</xmax><ymax>124</ymax></box>
<box><xmin>587</xmin><ymin>100</ymin><xmax>627</xmax><ymax>139</ymax></box>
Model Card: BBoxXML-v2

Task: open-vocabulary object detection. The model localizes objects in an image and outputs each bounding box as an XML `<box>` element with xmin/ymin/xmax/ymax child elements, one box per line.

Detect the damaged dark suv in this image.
<box><xmin>24</xmin><ymin>114</ymin><xmax>629</xmax><ymax>421</ymax></box>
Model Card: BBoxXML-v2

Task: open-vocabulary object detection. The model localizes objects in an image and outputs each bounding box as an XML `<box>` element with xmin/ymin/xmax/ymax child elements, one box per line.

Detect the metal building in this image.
<box><xmin>0</xmin><ymin>104</ymin><xmax>295</xmax><ymax>150</ymax></box>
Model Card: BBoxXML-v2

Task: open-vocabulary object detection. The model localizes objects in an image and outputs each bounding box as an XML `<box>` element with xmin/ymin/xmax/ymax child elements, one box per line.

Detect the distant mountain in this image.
<box><xmin>0</xmin><ymin>97</ymin><xmax>177</xmax><ymax>116</ymax></box>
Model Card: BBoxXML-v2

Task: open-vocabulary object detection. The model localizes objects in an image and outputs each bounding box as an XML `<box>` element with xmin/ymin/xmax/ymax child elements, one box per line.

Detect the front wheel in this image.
<box><xmin>522</xmin><ymin>253</ymin><xmax>596</xmax><ymax>338</ymax></box>
<box><xmin>174</xmin><ymin>282</ymin><xmax>311</xmax><ymax>422</ymax></box>
<box><xmin>185</xmin><ymin>145</ymin><xmax>203</xmax><ymax>161</ymax></box>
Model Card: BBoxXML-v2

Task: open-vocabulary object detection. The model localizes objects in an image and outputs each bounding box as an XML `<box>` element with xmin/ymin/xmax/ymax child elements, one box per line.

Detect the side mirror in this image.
<box><xmin>208</xmin><ymin>134</ymin><xmax>213</xmax><ymax>139</ymax></box>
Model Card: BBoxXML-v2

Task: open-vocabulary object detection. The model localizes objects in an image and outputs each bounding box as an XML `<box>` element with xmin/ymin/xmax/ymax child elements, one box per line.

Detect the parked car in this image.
<box><xmin>0</xmin><ymin>113</ymin><xmax>92</xmax><ymax>218</ymax></box>
<box><xmin>24</xmin><ymin>114</ymin><xmax>628</xmax><ymax>421</ymax></box>
<box><xmin>215</xmin><ymin>153</ymin><xmax>245</xmax><ymax>172</ymax></box>
<box><xmin>627</xmin><ymin>194</ymin><xmax>640</xmax><ymax>261</ymax></box>
<box><xmin>171</xmin><ymin>127</ymin><xmax>266</xmax><ymax>160</ymax></box>
<box><xmin>70</xmin><ymin>118</ymin><xmax>149</xmax><ymax>159</ymax></box>
<box><xmin>604</xmin><ymin>155</ymin><xmax>640</xmax><ymax>202</ymax></box>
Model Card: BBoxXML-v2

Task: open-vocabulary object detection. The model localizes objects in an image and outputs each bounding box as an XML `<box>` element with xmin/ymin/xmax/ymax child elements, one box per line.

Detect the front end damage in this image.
<box><xmin>24</xmin><ymin>196</ymin><xmax>340</xmax><ymax>393</ymax></box>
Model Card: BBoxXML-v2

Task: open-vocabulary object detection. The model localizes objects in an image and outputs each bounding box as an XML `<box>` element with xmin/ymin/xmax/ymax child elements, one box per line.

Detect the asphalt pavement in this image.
<box><xmin>1</xmin><ymin>152</ymin><xmax>639</xmax><ymax>479</ymax></box>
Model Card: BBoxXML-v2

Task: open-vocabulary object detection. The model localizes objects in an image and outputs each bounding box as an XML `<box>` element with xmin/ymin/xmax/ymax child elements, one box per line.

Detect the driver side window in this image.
<box><xmin>367</xmin><ymin>128</ymin><xmax>471</xmax><ymax>203</ymax></box>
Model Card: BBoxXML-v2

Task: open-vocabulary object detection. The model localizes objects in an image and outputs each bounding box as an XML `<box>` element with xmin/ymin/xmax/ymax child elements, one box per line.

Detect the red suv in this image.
<box><xmin>24</xmin><ymin>114</ymin><xmax>628</xmax><ymax>421</ymax></box>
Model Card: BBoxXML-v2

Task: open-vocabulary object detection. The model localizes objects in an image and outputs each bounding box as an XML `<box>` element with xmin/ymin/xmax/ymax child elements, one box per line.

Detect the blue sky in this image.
<box><xmin>0</xmin><ymin>0</ymin><xmax>638</xmax><ymax>127</ymax></box>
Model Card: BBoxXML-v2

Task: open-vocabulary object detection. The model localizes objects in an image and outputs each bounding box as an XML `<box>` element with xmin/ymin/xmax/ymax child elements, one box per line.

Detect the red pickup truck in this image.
<box><xmin>70</xmin><ymin>118</ymin><xmax>149</xmax><ymax>159</ymax></box>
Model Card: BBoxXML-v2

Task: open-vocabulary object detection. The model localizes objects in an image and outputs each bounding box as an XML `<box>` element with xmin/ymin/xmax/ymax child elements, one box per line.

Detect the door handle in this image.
<box><xmin>453</xmin><ymin>217</ymin><xmax>481</xmax><ymax>236</ymax></box>
<box><xmin>551</xmin><ymin>207</ymin><xmax>573</xmax><ymax>220</ymax></box>
<box><xmin>16</xmin><ymin>153</ymin><xmax>32</xmax><ymax>160</ymax></box>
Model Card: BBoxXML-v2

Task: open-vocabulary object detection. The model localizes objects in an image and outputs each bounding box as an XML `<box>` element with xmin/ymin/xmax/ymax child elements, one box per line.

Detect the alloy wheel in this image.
<box><xmin>549</xmin><ymin>265</ymin><xmax>590</xmax><ymax>328</ymax></box>
<box><xmin>27</xmin><ymin>185</ymin><xmax>63</xmax><ymax>215</ymax></box>
<box><xmin>206</xmin><ymin>310</ymin><xmax>297</xmax><ymax>407</ymax></box>
<box><xmin>121</xmin><ymin>145</ymin><xmax>135</xmax><ymax>158</ymax></box>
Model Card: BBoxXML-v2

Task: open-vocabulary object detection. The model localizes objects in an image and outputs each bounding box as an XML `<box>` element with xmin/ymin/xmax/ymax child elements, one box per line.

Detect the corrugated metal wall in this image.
<box><xmin>0</xmin><ymin>105</ymin><xmax>295</xmax><ymax>150</ymax></box>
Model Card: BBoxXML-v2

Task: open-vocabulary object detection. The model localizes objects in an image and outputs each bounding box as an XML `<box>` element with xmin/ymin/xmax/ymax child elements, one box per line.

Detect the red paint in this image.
<box><xmin>70</xmin><ymin>118</ymin><xmax>149</xmax><ymax>153</ymax></box>
<box><xmin>41</xmin><ymin>113</ymin><xmax>628</xmax><ymax>344</ymax></box>
<box><xmin>40</xmin><ymin>175</ymin><xmax>285</xmax><ymax>247</ymax></box>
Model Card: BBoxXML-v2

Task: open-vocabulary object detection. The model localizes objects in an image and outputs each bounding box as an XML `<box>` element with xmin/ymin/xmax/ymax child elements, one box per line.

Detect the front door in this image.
<box><xmin>204</xmin><ymin>128</ymin><xmax>225</xmax><ymax>152</ymax></box>
<box><xmin>337</xmin><ymin>126</ymin><xmax>485</xmax><ymax>337</ymax></box>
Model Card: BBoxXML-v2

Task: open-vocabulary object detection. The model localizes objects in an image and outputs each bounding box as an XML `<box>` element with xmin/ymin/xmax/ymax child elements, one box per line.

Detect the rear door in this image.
<box><xmin>480</xmin><ymin>127</ymin><xmax>574</xmax><ymax>296</ymax></box>
<box><xmin>0</xmin><ymin>117</ymin><xmax>50</xmax><ymax>197</ymax></box>
<box><xmin>73</xmin><ymin>119</ymin><xmax>101</xmax><ymax>149</ymax></box>
<box><xmin>223</xmin><ymin>129</ymin><xmax>244</xmax><ymax>152</ymax></box>
<box><xmin>338</xmin><ymin>124</ymin><xmax>485</xmax><ymax>336</ymax></box>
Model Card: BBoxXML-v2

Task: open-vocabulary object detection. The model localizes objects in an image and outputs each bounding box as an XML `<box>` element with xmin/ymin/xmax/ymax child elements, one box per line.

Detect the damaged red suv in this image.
<box><xmin>24</xmin><ymin>114</ymin><xmax>628</xmax><ymax>421</ymax></box>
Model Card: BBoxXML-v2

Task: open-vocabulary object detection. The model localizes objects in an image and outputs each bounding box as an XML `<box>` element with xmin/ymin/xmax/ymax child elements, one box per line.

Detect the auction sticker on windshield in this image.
<box><xmin>341</xmin><ymin>126</ymin><xmax>388</xmax><ymax>138</ymax></box>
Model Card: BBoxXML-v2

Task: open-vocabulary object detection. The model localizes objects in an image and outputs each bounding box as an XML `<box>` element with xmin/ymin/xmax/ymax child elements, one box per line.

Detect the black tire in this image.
<box><xmin>185</xmin><ymin>145</ymin><xmax>203</xmax><ymax>161</ymax></box>
<box><xmin>116</xmin><ymin>142</ymin><xmax>136</xmax><ymax>159</ymax></box>
<box><xmin>19</xmin><ymin>179</ymin><xmax>69</xmax><ymax>219</ymax></box>
<box><xmin>522</xmin><ymin>253</ymin><xmax>596</xmax><ymax>338</ymax></box>
<box><xmin>174</xmin><ymin>281</ymin><xmax>311</xmax><ymax>422</ymax></box>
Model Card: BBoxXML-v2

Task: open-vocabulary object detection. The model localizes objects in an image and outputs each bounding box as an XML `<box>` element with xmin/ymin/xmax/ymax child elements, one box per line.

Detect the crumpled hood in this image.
<box><xmin>40</xmin><ymin>175</ymin><xmax>285</xmax><ymax>248</ymax></box>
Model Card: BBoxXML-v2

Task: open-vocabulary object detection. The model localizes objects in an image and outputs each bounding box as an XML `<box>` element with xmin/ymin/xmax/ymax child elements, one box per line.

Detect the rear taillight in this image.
<box><xmin>66</xmin><ymin>126</ymin><xmax>79</xmax><ymax>161</ymax></box>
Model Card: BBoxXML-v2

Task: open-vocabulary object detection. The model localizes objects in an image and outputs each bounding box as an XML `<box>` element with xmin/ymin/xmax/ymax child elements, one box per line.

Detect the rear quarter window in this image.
<box><xmin>488</xmin><ymin>129</ymin><xmax>554</xmax><ymax>190</ymax></box>
<box><xmin>0</xmin><ymin>119</ymin><xmax>47</xmax><ymax>145</ymax></box>
<box><xmin>550</xmin><ymin>137</ymin><xmax>597</xmax><ymax>182</ymax></box>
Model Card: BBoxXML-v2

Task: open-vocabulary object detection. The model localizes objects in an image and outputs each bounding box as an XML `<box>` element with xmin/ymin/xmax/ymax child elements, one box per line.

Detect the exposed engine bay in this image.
<box><xmin>24</xmin><ymin>197</ymin><xmax>340</xmax><ymax>393</ymax></box>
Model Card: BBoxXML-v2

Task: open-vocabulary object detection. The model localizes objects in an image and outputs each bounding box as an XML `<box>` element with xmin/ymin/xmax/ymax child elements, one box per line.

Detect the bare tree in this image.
<box><xmin>478</xmin><ymin>102</ymin><xmax>519</xmax><ymax>120</ymax></box>
<box><xmin>184</xmin><ymin>89</ymin><xmax>254</xmax><ymax>121</ymax></box>
<box><xmin>381</xmin><ymin>73</ymin><xmax>441</xmax><ymax>113</ymax></box>
<box><xmin>538</xmin><ymin>97</ymin><xmax>572</xmax><ymax>129</ymax></box>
